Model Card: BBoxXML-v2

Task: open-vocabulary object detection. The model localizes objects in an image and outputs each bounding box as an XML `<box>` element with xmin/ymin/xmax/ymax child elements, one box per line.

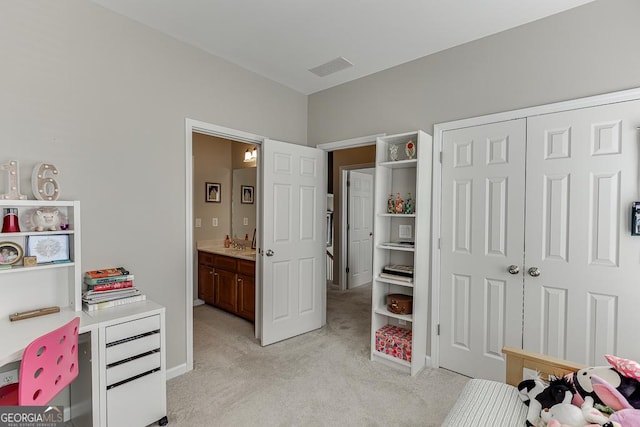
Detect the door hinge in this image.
<box><xmin>437</xmin><ymin>238</ymin><xmax>441</xmax><ymax>249</ymax></box>
<box><xmin>439</xmin><ymin>151</ymin><xmax>443</xmax><ymax>163</ymax></box>
<box><xmin>346</xmin><ymin>267</ymin><xmax>350</xmax><ymax>273</ymax></box>
<box><xmin>347</xmin><ymin>180</ymin><xmax>350</xmax><ymax>187</ymax></box>
<box><xmin>437</xmin><ymin>324</ymin><xmax>440</xmax><ymax>336</ymax></box>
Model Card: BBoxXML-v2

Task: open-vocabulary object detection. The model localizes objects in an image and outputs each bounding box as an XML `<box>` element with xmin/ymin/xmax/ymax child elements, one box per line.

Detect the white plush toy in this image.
<box><xmin>541</xmin><ymin>396</ymin><xmax>618</xmax><ymax>427</ymax></box>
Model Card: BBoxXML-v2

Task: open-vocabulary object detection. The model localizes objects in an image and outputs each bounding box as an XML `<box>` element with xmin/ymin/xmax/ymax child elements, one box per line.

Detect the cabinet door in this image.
<box><xmin>237</xmin><ymin>274</ymin><xmax>255</xmax><ymax>321</ymax></box>
<box><xmin>214</xmin><ymin>269</ymin><xmax>237</xmax><ymax>313</ymax></box>
<box><xmin>198</xmin><ymin>264</ymin><xmax>214</xmax><ymax>304</ymax></box>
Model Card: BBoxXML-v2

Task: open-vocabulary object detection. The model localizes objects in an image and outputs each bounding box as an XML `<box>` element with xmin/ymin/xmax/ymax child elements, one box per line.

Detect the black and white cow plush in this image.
<box><xmin>518</xmin><ymin>376</ymin><xmax>574</xmax><ymax>426</ymax></box>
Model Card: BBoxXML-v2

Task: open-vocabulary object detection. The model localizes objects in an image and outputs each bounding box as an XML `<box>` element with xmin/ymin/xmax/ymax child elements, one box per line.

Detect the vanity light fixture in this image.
<box><xmin>243</xmin><ymin>148</ymin><xmax>253</xmax><ymax>162</ymax></box>
<box><xmin>244</xmin><ymin>146</ymin><xmax>258</xmax><ymax>162</ymax></box>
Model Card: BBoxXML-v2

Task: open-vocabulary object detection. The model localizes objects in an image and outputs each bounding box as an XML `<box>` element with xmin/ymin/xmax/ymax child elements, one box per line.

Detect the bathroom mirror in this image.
<box><xmin>231</xmin><ymin>168</ymin><xmax>257</xmax><ymax>240</ymax></box>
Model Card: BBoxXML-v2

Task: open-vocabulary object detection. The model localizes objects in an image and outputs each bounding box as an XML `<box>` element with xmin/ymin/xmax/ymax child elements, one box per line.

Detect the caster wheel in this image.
<box><xmin>158</xmin><ymin>416</ymin><xmax>168</xmax><ymax>426</ymax></box>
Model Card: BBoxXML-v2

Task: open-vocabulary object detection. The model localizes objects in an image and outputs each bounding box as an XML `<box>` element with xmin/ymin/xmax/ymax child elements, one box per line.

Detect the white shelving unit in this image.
<box><xmin>370</xmin><ymin>131</ymin><xmax>432</xmax><ymax>376</ymax></box>
<box><xmin>0</xmin><ymin>200</ymin><xmax>82</xmax><ymax>315</ymax></box>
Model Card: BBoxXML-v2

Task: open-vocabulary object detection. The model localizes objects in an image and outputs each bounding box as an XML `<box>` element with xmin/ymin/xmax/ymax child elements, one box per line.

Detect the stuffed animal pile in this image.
<box><xmin>517</xmin><ymin>355</ymin><xmax>640</xmax><ymax>427</ymax></box>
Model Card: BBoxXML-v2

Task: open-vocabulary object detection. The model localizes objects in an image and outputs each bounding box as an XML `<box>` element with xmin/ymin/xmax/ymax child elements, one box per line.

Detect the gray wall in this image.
<box><xmin>308</xmin><ymin>0</ymin><xmax>640</xmax><ymax>144</ymax></box>
<box><xmin>0</xmin><ymin>0</ymin><xmax>307</xmax><ymax>371</ymax></box>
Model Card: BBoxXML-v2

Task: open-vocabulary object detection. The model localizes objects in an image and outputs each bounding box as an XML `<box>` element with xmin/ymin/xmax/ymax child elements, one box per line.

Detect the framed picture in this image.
<box><xmin>0</xmin><ymin>241</ymin><xmax>23</xmax><ymax>265</ymax></box>
<box><xmin>206</xmin><ymin>182</ymin><xmax>221</xmax><ymax>203</ymax></box>
<box><xmin>241</xmin><ymin>185</ymin><xmax>254</xmax><ymax>204</ymax></box>
<box><xmin>26</xmin><ymin>234</ymin><xmax>70</xmax><ymax>264</ymax></box>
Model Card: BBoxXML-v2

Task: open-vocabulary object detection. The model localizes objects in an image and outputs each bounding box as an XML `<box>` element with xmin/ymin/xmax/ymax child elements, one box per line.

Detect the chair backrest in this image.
<box><xmin>18</xmin><ymin>317</ymin><xmax>80</xmax><ymax>405</ymax></box>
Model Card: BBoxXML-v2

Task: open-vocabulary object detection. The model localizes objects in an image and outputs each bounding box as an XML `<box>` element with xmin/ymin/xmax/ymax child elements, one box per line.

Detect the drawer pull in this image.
<box><xmin>106</xmin><ymin>368</ymin><xmax>160</xmax><ymax>390</ymax></box>
<box><xmin>106</xmin><ymin>349</ymin><xmax>160</xmax><ymax>368</ymax></box>
<box><xmin>106</xmin><ymin>329</ymin><xmax>159</xmax><ymax>348</ymax></box>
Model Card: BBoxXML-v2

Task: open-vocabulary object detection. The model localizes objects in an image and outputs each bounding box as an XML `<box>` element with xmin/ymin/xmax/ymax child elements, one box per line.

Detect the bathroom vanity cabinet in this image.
<box><xmin>197</xmin><ymin>250</ymin><xmax>255</xmax><ymax>322</ymax></box>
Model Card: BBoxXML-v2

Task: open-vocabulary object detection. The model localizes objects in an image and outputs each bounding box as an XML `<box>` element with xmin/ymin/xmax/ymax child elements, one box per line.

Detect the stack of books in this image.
<box><xmin>82</xmin><ymin>267</ymin><xmax>146</xmax><ymax>311</ymax></box>
<box><xmin>379</xmin><ymin>264</ymin><xmax>414</xmax><ymax>283</ymax></box>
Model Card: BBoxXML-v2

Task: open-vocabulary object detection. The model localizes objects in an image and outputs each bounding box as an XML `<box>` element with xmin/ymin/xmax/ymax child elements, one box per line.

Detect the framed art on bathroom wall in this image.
<box><xmin>206</xmin><ymin>182</ymin><xmax>221</xmax><ymax>203</ymax></box>
<box><xmin>241</xmin><ymin>185</ymin><xmax>254</xmax><ymax>204</ymax></box>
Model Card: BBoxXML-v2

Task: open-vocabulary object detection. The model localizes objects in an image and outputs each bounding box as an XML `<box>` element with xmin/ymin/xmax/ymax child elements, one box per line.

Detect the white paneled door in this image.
<box><xmin>440</xmin><ymin>119</ymin><xmax>527</xmax><ymax>380</ymax></box>
<box><xmin>348</xmin><ymin>170</ymin><xmax>374</xmax><ymax>288</ymax></box>
<box><xmin>440</xmin><ymin>99</ymin><xmax>640</xmax><ymax>380</ymax></box>
<box><xmin>523</xmin><ymin>100</ymin><xmax>640</xmax><ymax>365</ymax></box>
<box><xmin>260</xmin><ymin>139</ymin><xmax>326</xmax><ymax>346</ymax></box>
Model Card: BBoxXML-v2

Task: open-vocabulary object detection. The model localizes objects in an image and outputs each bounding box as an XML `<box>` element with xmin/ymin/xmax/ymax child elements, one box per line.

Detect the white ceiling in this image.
<box><xmin>91</xmin><ymin>0</ymin><xmax>596</xmax><ymax>95</ymax></box>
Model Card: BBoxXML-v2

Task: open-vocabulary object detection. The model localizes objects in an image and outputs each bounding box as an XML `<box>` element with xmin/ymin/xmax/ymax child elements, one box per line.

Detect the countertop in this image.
<box><xmin>197</xmin><ymin>241</ymin><xmax>256</xmax><ymax>261</ymax></box>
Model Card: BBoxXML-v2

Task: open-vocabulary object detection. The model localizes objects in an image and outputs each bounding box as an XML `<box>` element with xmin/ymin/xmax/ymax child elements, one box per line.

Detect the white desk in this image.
<box><xmin>0</xmin><ymin>300</ymin><xmax>167</xmax><ymax>427</ymax></box>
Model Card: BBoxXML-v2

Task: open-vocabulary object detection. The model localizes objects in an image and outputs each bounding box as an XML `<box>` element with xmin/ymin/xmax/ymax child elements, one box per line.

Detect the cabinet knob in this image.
<box><xmin>528</xmin><ymin>267</ymin><xmax>541</xmax><ymax>277</ymax></box>
<box><xmin>507</xmin><ymin>265</ymin><xmax>520</xmax><ymax>275</ymax></box>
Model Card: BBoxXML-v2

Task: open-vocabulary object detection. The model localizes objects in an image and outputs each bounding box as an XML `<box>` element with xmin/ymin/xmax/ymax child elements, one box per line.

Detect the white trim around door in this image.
<box><xmin>184</xmin><ymin>118</ymin><xmax>264</xmax><ymax>372</ymax></box>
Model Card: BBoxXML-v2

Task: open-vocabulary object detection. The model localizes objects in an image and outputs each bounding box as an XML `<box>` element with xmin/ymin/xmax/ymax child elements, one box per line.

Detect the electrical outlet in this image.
<box><xmin>0</xmin><ymin>369</ymin><xmax>18</xmax><ymax>385</ymax></box>
<box><xmin>212</xmin><ymin>218</ymin><xmax>218</xmax><ymax>227</ymax></box>
<box><xmin>195</xmin><ymin>218</ymin><xmax>201</xmax><ymax>228</ymax></box>
<box><xmin>243</xmin><ymin>217</ymin><xmax>248</xmax><ymax>226</ymax></box>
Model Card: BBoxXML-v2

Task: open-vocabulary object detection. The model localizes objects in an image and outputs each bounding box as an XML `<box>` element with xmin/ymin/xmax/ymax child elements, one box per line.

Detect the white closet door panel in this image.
<box><xmin>524</xmin><ymin>100</ymin><xmax>640</xmax><ymax>365</ymax></box>
<box><xmin>440</xmin><ymin>119</ymin><xmax>526</xmax><ymax>380</ymax></box>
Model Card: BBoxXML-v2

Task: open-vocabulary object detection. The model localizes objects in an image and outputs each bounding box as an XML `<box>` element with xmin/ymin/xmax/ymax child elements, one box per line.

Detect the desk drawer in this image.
<box><xmin>106</xmin><ymin>314</ymin><xmax>160</xmax><ymax>345</ymax></box>
<box><xmin>107</xmin><ymin>370</ymin><xmax>164</xmax><ymax>427</ymax></box>
<box><xmin>106</xmin><ymin>351</ymin><xmax>161</xmax><ymax>387</ymax></box>
<box><xmin>106</xmin><ymin>332</ymin><xmax>160</xmax><ymax>365</ymax></box>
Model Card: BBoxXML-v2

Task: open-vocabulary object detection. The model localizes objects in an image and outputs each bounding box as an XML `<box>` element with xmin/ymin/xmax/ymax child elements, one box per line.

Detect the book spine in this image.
<box><xmin>84</xmin><ymin>267</ymin><xmax>128</xmax><ymax>279</ymax></box>
<box><xmin>89</xmin><ymin>280</ymin><xmax>134</xmax><ymax>292</ymax></box>
<box><xmin>84</xmin><ymin>274</ymin><xmax>134</xmax><ymax>285</ymax></box>
<box><xmin>82</xmin><ymin>294</ymin><xmax>146</xmax><ymax>311</ymax></box>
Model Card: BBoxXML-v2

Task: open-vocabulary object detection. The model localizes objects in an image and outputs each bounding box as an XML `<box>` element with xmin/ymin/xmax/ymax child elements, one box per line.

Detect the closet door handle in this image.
<box><xmin>528</xmin><ymin>267</ymin><xmax>541</xmax><ymax>277</ymax></box>
<box><xmin>507</xmin><ymin>265</ymin><xmax>520</xmax><ymax>275</ymax></box>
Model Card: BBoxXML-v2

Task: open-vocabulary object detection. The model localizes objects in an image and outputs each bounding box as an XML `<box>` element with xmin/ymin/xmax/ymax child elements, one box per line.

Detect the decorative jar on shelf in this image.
<box><xmin>389</xmin><ymin>144</ymin><xmax>399</xmax><ymax>161</ymax></box>
<box><xmin>405</xmin><ymin>140</ymin><xmax>416</xmax><ymax>160</ymax></box>
<box><xmin>404</xmin><ymin>193</ymin><xmax>414</xmax><ymax>215</ymax></box>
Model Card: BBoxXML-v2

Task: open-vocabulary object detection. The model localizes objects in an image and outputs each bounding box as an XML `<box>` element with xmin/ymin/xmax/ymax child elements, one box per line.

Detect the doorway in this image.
<box><xmin>184</xmin><ymin>120</ymin><xmax>264</xmax><ymax>372</ymax></box>
<box><xmin>344</xmin><ymin>168</ymin><xmax>375</xmax><ymax>289</ymax></box>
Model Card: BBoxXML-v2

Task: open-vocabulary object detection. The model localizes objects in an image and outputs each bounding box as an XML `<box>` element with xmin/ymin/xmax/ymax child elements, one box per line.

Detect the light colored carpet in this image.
<box><xmin>166</xmin><ymin>284</ymin><xmax>469</xmax><ymax>426</ymax></box>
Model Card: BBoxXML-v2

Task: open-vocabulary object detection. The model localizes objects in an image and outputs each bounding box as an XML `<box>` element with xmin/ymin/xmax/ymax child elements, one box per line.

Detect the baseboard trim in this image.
<box><xmin>193</xmin><ymin>299</ymin><xmax>205</xmax><ymax>306</ymax></box>
<box><xmin>166</xmin><ymin>363</ymin><xmax>188</xmax><ymax>380</ymax></box>
<box><xmin>425</xmin><ymin>355</ymin><xmax>433</xmax><ymax>368</ymax></box>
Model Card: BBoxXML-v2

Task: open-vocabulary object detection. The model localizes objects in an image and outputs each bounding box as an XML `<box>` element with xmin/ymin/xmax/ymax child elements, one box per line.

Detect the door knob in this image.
<box><xmin>507</xmin><ymin>265</ymin><xmax>520</xmax><ymax>275</ymax></box>
<box><xmin>265</xmin><ymin>249</ymin><xmax>274</xmax><ymax>257</ymax></box>
<box><xmin>528</xmin><ymin>267</ymin><xmax>541</xmax><ymax>277</ymax></box>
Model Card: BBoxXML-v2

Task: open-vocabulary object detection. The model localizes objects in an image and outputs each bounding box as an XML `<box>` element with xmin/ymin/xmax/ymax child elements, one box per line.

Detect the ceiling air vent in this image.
<box><xmin>308</xmin><ymin>56</ymin><xmax>354</xmax><ymax>77</ymax></box>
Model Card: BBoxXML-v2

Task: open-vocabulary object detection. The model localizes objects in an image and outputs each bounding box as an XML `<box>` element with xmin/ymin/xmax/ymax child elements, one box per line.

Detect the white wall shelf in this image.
<box><xmin>0</xmin><ymin>200</ymin><xmax>82</xmax><ymax>315</ymax></box>
<box><xmin>377</xmin><ymin>213</ymin><xmax>416</xmax><ymax>218</ymax></box>
<box><xmin>374</xmin><ymin>276</ymin><xmax>414</xmax><ymax>288</ymax></box>
<box><xmin>370</xmin><ymin>131</ymin><xmax>432</xmax><ymax>376</ymax></box>
<box><xmin>377</xmin><ymin>244</ymin><xmax>415</xmax><ymax>252</ymax></box>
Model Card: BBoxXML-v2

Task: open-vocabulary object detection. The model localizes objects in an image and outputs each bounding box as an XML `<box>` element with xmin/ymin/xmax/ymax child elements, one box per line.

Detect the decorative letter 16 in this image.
<box><xmin>32</xmin><ymin>163</ymin><xmax>60</xmax><ymax>201</ymax></box>
<box><xmin>1</xmin><ymin>160</ymin><xmax>28</xmax><ymax>200</ymax></box>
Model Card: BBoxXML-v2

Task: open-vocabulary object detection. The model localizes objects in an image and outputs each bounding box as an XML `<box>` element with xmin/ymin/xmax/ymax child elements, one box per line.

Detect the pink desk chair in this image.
<box><xmin>0</xmin><ymin>317</ymin><xmax>80</xmax><ymax>406</ymax></box>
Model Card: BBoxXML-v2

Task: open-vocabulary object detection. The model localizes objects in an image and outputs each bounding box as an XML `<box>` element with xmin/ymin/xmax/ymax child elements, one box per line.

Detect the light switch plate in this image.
<box><xmin>195</xmin><ymin>218</ymin><xmax>201</xmax><ymax>228</ymax></box>
<box><xmin>212</xmin><ymin>218</ymin><xmax>218</xmax><ymax>227</ymax></box>
<box><xmin>399</xmin><ymin>225</ymin><xmax>412</xmax><ymax>239</ymax></box>
<box><xmin>243</xmin><ymin>217</ymin><xmax>248</xmax><ymax>226</ymax></box>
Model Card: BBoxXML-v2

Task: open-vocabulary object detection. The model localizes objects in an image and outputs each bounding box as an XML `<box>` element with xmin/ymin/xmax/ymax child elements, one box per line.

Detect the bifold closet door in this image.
<box><xmin>523</xmin><ymin>99</ymin><xmax>640</xmax><ymax>366</ymax></box>
<box><xmin>440</xmin><ymin>119</ymin><xmax>526</xmax><ymax>380</ymax></box>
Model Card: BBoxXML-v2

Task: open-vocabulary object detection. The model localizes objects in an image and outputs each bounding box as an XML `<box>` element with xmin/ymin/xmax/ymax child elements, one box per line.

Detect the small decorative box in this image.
<box><xmin>375</xmin><ymin>324</ymin><xmax>412</xmax><ymax>362</ymax></box>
